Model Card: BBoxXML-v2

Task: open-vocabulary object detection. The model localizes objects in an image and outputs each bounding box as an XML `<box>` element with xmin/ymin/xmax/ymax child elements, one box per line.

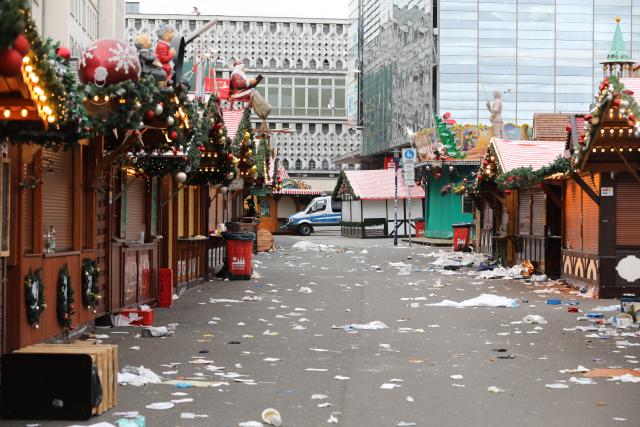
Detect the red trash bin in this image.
<box><xmin>452</xmin><ymin>223</ymin><xmax>472</xmax><ymax>251</ymax></box>
<box><xmin>223</xmin><ymin>232</ymin><xmax>255</xmax><ymax>280</ymax></box>
<box><xmin>414</xmin><ymin>218</ymin><xmax>425</xmax><ymax>237</ymax></box>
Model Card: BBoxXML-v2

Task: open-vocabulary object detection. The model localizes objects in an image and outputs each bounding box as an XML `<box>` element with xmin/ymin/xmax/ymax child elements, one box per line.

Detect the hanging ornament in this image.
<box><xmin>198</xmin><ymin>145</ymin><xmax>205</xmax><ymax>152</ymax></box>
<box><xmin>220</xmin><ymin>186</ymin><xmax>229</xmax><ymax>194</ymax></box>
<box><xmin>214</xmin><ymin>121</ymin><xmax>222</xmax><ymax>130</ymax></box>
<box><xmin>168</xmin><ymin>130</ymin><xmax>178</xmax><ymax>141</ymax></box>
<box><xmin>0</xmin><ymin>48</ymin><xmax>23</xmax><ymax>76</ymax></box>
<box><xmin>13</xmin><ymin>34</ymin><xmax>30</xmax><ymax>56</ymax></box>
<box><xmin>227</xmin><ymin>153</ymin><xmax>234</xmax><ymax>161</ymax></box>
<box><xmin>56</xmin><ymin>46</ymin><xmax>71</xmax><ymax>61</ymax></box>
<box><xmin>226</xmin><ymin>172</ymin><xmax>235</xmax><ymax>180</ymax></box>
<box><xmin>78</xmin><ymin>39</ymin><xmax>141</xmax><ymax>86</ymax></box>
<box><xmin>154</xmin><ymin>103</ymin><xmax>164</xmax><ymax>115</ymax></box>
<box><xmin>175</xmin><ymin>171</ymin><xmax>187</xmax><ymax>183</ymax></box>
<box><xmin>166</xmin><ymin>115</ymin><xmax>175</xmax><ymax>126</ymax></box>
<box><xmin>144</xmin><ymin>110</ymin><xmax>155</xmax><ymax>121</ymax></box>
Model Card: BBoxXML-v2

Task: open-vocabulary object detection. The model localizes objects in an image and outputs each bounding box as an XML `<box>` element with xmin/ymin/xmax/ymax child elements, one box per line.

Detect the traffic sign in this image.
<box><xmin>402</xmin><ymin>148</ymin><xmax>416</xmax><ymax>186</ymax></box>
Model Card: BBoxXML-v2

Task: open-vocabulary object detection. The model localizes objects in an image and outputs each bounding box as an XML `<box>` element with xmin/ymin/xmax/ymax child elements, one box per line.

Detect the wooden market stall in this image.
<box><xmin>0</xmin><ymin>5</ymin><xmax>101</xmax><ymax>352</ymax></box>
<box><xmin>476</xmin><ymin>138</ymin><xmax>566</xmax><ymax>274</ymax></box>
<box><xmin>333</xmin><ymin>169</ymin><xmax>424</xmax><ymax>238</ymax></box>
<box><xmin>563</xmin><ymin>76</ymin><xmax>640</xmax><ymax>297</ymax></box>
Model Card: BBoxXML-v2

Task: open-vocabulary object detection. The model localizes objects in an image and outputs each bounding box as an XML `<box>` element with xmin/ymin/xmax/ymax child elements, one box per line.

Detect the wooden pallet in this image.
<box><xmin>15</xmin><ymin>343</ymin><xmax>118</xmax><ymax>415</ymax></box>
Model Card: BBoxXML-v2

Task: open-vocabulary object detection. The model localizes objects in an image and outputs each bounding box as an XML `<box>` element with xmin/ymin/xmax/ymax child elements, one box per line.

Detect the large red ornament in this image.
<box><xmin>56</xmin><ymin>46</ymin><xmax>71</xmax><ymax>61</ymax></box>
<box><xmin>77</xmin><ymin>39</ymin><xmax>140</xmax><ymax>86</ymax></box>
<box><xmin>226</xmin><ymin>153</ymin><xmax>234</xmax><ymax>161</ymax></box>
<box><xmin>168</xmin><ymin>130</ymin><xmax>178</xmax><ymax>141</ymax></box>
<box><xmin>0</xmin><ymin>49</ymin><xmax>23</xmax><ymax>76</ymax></box>
<box><xmin>144</xmin><ymin>110</ymin><xmax>155</xmax><ymax>121</ymax></box>
<box><xmin>13</xmin><ymin>35</ymin><xmax>30</xmax><ymax>56</ymax></box>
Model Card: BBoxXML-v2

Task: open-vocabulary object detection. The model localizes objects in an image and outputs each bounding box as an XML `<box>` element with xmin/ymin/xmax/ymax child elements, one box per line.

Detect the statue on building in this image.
<box><xmin>134</xmin><ymin>32</ymin><xmax>167</xmax><ymax>83</ymax></box>
<box><xmin>155</xmin><ymin>24</ymin><xmax>176</xmax><ymax>82</ymax></box>
<box><xmin>229</xmin><ymin>60</ymin><xmax>263</xmax><ymax>103</ymax></box>
<box><xmin>486</xmin><ymin>91</ymin><xmax>505</xmax><ymax>139</ymax></box>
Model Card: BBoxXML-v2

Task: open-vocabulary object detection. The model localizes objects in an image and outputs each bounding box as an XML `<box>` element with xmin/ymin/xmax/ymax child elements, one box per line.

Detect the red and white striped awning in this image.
<box><xmin>491</xmin><ymin>138</ymin><xmax>566</xmax><ymax>173</ymax></box>
<box><xmin>620</xmin><ymin>78</ymin><xmax>640</xmax><ymax>104</ymax></box>
<box><xmin>222</xmin><ymin>108</ymin><xmax>246</xmax><ymax>140</ymax></box>
<box><xmin>275</xmin><ymin>188</ymin><xmax>324</xmax><ymax>196</ymax></box>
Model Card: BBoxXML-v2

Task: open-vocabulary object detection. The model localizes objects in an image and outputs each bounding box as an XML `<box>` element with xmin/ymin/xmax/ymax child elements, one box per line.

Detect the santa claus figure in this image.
<box><xmin>229</xmin><ymin>60</ymin><xmax>260</xmax><ymax>103</ymax></box>
<box><xmin>155</xmin><ymin>24</ymin><xmax>176</xmax><ymax>82</ymax></box>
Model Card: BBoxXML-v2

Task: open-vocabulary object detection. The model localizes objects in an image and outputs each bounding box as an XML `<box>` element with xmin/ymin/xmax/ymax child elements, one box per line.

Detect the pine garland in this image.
<box><xmin>81</xmin><ymin>258</ymin><xmax>100</xmax><ymax>312</ymax></box>
<box><xmin>495</xmin><ymin>156</ymin><xmax>570</xmax><ymax>190</ymax></box>
<box><xmin>0</xmin><ymin>0</ymin><xmax>91</xmax><ymax>148</ymax></box>
<box><xmin>56</xmin><ymin>263</ymin><xmax>74</xmax><ymax>328</ymax></box>
<box><xmin>24</xmin><ymin>268</ymin><xmax>46</xmax><ymax>327</ymax></box>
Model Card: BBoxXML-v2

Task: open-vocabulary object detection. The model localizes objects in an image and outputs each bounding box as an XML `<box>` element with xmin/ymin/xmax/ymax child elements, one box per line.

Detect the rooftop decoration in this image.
<box><xmin>601</xmin><ymin>17</ymin><xmax>635</xmax><ymax>77</ymax></box>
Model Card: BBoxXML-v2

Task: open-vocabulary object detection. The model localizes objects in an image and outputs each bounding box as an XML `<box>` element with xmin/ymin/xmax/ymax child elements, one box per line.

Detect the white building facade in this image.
<box><xmin>124</xmin><ymin>5</ymin><xmax>361</xmax><ymax>176</ymax></box>
<box><xmin>29</xmin><ymin>0</ymin><xmax>125</xmax><ymax>57</ymax></box>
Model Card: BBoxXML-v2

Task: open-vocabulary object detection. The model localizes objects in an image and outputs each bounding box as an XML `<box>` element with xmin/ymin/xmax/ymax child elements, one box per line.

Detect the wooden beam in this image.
<box><xmin>541</xmin><ymin>183</ymin><xmax>562</xmax><ymax>208</ymax></box>
<box><xmin>615</xmin><ymin>149</ymin><xmax>640</xmax><ymax>185</ymax></box>
<box><xmin>571</xmin><ymin>172</ymin><xmax>600</xmax><ymax>206</ymax></box>
<box><xmin>95</xmin><ymin>134</ymin><xmax>137</xmax><ymax>175</ymax></box>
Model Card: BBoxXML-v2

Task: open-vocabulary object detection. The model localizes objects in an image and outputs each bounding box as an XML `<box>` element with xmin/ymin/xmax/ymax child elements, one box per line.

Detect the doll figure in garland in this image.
<box><xmin>155</xmin><ymin>24</ymin><xmax>176</xmax><ymax>83</ymax></box>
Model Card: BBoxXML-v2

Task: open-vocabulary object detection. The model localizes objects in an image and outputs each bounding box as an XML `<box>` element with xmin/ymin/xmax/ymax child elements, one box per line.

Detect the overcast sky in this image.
<box><xmin>138</xmin><ymin>0</ymin><xmax>349</xmax><ymax>19</ymax></box>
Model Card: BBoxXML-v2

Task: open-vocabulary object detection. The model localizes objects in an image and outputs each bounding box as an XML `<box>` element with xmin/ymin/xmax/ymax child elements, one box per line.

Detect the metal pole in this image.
<box><xmin>408</xmin><ymin>185</ymin><xmax>412</xmax><ymax>247</ymax></box>
<box><xmin>393</xmin><ymin>150</ymin><xmax>399</xmax><ymax>246</ymax></box>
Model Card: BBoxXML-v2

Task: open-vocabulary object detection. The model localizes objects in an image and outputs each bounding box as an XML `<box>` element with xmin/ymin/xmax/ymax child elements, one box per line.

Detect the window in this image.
<box><xmin>323</xmin><ymin>59</ymin><xmax>329</xmax><ymax>70</ymax></box>
<box><xmin>295</xmin><ymin>159</ymin><xmax>302</xmax><ymax>170</ymax></box>
<box><xmin>462</xmin><ymin>194</ymin><xmax>473</xmax><ymax>214</ymax></box>
<box><xmin>322</xmin><ymin>124</ymin><xmax>329</xmax><ymax>134</ymax></box>
<box><xmin>308</xmin><ymin>159</ymin><xmax>316</xmax><ymax>170</ymax></box>
<box><xmin>336</xmin><ymin>124</ymin><xmax>342</xmax><ymax>134</ymax></box>
<box><xmin>283</xmin><ymin>58</ymin><xmax>290</xmax><ymax>69</ymax></box>
<box><xmin>296</xmin><ymin>59</ymin><xmax>303</xmax><ymax>69</ymax></box>
<box><xmin>282</xmin><ymin>159</ymin><xmax>289</xmax><ymax>169</ymax></box>
<box><xmin>269</xmin><ymin>58</ymin><xmax>276</xmax><ymax>68</ymax></box>
<box><xmin>309</xmin><ymin>59</ymin><xmax>317</xmax><ymax>69</ymax></box>
<box><xmin>321</xmin><ymin>159</ymin><xmax>329</xmax><ymax>170</ymax></box>
<box><xmin>315</xmin><ymin>199</ymin><xmax>326</xmax><ymax>211</ymax></box>
<box><xmin>309</xmin><ymin>124</ymin><xmax>316</xmax><ymax>133</ymax></box>
<box><xmin>43</xmin><ymin>148</ymin><xmax>73</xmax><ymax>251</ymax></box>
<box><xmin>256</xmin><ymin>58</ymin><xmax>263</xmax><ymax>68</ymax></box>
<box><xmin>295</xmin><ymin>123</ymin><xmax>303</xmax><ymax>133</ymax></box>
<box><xmin>336</xmin><ymin>60</ymin><xmax>343</xmax><ymax>70</ymax></box>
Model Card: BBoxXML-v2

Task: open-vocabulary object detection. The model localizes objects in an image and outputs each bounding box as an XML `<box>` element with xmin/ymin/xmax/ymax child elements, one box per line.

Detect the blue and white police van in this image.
<box><xmin>285</xmin><ymin>196</ymin><xmax>341</xmax><ymax>236</ymax></box>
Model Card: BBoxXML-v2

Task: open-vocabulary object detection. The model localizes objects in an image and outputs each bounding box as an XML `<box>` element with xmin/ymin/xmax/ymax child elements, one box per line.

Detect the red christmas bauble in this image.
<box><xmin>214</xmin><ymin>121</ymin><xmax>223</xmax><ymax>130</ymax></box>
<box><xmin>13</xmin><ymin>34</ymin><xmax>30</xmax><ymax>56</ymax></box>
<box><xmin>56</xmin><ymin>46</ymin><xmax>71</xmax><ymax>61</ymax></box>
<box><xmin>0</xmin><ymin>48</ymin><xmax>23</xmax><ymax>76</ymax></box>
<box><xmin>226</xmin><ymin>153</ymin><xmax>234</xmax><ymax>161</ymax></box>
<box><xmin>144</xmin><ymin>110</ymin><xmax>155</xmax><ymax>121</ymax></box>
<box><xmin>482</xmin><ymin>160</ymin><xmax>489</xmax><ymax>167</ymax></box>
<box><xmin>77</xmin><ymin>39</ymin><xmax>140</xmax><ymax>86</ymax></box>
<box><xmin>198</xmin><ymin>145</ymin><xmax>205</xmax><ymax>152</ymax></box>
<box><xmin>565</xmin><ymin>124</ymin><xmax>572</xmax><ymax>132</ymax></box>
<box><xmin>168</xmin><ymin>130</ymin><xmax>178</xmax><ymax>141</ymax></box>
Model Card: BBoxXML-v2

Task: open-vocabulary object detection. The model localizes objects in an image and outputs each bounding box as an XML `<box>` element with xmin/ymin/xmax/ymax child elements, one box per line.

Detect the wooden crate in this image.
<box><xmin>16</xmin><ymin>343</ymin><xmax>118</xmax><ymax>415</ymax></box>
<box><xmin>257</xmin><ymin>229</ymin><xmax>274</xmax><ymax>252</ymax></box>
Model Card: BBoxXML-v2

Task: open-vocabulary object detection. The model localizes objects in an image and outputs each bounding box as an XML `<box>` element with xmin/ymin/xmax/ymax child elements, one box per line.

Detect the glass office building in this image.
<box><xmin>439</xmin><ymin>0</ymin><xmax>640</xmax><ymax>125</ymax></box>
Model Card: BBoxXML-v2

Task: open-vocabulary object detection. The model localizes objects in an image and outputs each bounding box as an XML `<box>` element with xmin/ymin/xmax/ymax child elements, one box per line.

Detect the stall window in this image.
<box><xmin>122</xmin><ymin>175</ymin><xmax>146</xmax><ymax>242</ymax></box>
<box><xmin>462</xmin><ymin>194</ymin><xmax>473</xmax><ymax>214</ymax></box>
<box><xmin>43</xmin><ymin>148</ymin><xmax>73</xmax><ymax>251</ymax></box>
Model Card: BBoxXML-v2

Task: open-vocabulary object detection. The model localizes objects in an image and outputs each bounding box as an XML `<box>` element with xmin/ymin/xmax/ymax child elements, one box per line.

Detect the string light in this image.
<box><xmin>3</xmin><ymin>109</ymin><xmax>10</xmax><ymax>118</ymax></box>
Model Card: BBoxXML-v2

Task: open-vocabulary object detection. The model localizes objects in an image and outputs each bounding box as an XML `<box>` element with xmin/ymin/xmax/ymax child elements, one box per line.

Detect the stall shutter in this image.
<box><xmin>43</xmin><ymin>148</ymin><xmax>73</xmax><ymax>251</ymax></box>
<box><xmin>531</xmin><ymin>191</ymin><xmax>546</xmax><ymax>237</ymax></box>
<box><xmin>125</xmin><ymin>177</ymin><xmax>146</xmax><ymax>241</ymax></box>
<box><xmin>518</xmin><ymin>190</ymin><xmax>532</xmax><ymax>235</ymax></box>
<box><xmin>564</xmin><ymin>180</ymin><xmax>582</xmax><ymax>251</ymax></box>
<box><xmin>582</xmin><ymin>173</ymin><xmax>600</xmax><ymax>254</ymax></box>
<box><xmin>616</xmin><ymin>179</ymin><xmax>640</xmax><ymax>246</ymax></box>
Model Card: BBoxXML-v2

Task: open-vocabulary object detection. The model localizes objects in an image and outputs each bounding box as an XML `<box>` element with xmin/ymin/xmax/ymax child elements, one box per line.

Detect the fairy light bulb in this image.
<box><xmin>20</xmin><ymin>108</ymin><xmax>28</xmax><ymax>118</ymax></box>
<box><xmin>3</xmin><ymin>109</ymin><xmax>10</xmax><ymax>118</ymax></box>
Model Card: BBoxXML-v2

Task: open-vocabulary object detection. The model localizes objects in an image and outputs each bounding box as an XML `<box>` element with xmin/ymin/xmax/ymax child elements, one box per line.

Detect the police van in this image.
<box><xmin>285</xmin><ymin>196</ymin><xmax>341</xmax><ymax>236</ymax></box>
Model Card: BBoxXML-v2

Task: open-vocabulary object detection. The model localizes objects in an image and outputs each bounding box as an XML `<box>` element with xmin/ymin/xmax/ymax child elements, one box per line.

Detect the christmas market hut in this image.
<box><xmin>333</xmin><ymin>169</ymin><xmax>424</xmax><ymax>238</ymax></box>
<box><xmin>414</xmin><ymin>114</ymin><xmax>492</xmax><ymax>242</ymax></box>
<box><xmin>255</xmin><ymin>159</ymin><xmax>325</xmax><ymax>235</ymax></box>
<box><xmin>561</xmin><ymin>20</ymin><xmax>640</xmax><ymax>297</ymax></box>
<box><xmin>0</xmin><ymin>2</ymin><xmax>98</xmax><ymax>352</ymax></box>
<box><xmin>474</xmin><ymin>137</ymin><xmax>567</xmax><ymax>274</ymax></box>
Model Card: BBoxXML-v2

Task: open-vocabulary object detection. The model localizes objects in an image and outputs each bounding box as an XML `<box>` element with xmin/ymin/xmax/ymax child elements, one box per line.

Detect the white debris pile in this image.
<box><xmin>118</xmin><ymin>365</ymin><xmax>162</xmax><ymax>386</ymax></box>
<box><xmin>292</xmin><ymin>241</ymin><xmax>338</xmax><ymax>252</ymax></box>
<box><xmin>426</xmin><ymin>294</ymin><xmax>519</xmax><ymax>308</ymax></box>
<box><xmin>389</xmin><ymin>261</ymin><xmax>412</xmax><ymax>275</ymax></box>
<box><xmin>427</xmin><ymin>250</ymin><xmax>486</xmax><ymax>269</ymax></box>
<box><xmin>333</xmin><ymin>320</ymin><xmax>388</xmax><ymax>331</ymax></box>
